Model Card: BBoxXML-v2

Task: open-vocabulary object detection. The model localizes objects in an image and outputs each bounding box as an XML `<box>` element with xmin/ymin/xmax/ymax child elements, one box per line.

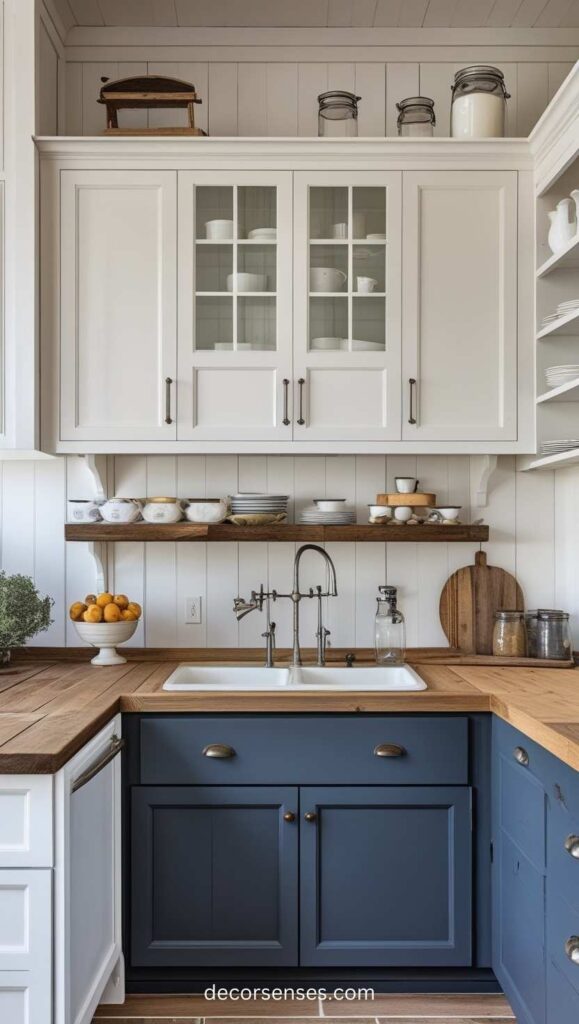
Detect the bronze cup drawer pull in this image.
<box><xmin>514</xmin><ymin>746</ymin><xmax>530</xmax><ymax>767</ymax></box>
<box><xmin>565</xmin><ymin>835</ymin><xmax>579</xmax><ymax>860</ymax></box>
<box><xmin>565</xmin><ymin>936</ymin><xmax>579</xmax><ymax>965</ymax></box>
<box><xmin>374</xmin><ymin>743</ymin><xmax>406</xmax><ymax>758</ymax></box>
<box><xmin>202</xmin><ymin>743</ymin><xmax>236</xmax><ymax>759</ymax></box>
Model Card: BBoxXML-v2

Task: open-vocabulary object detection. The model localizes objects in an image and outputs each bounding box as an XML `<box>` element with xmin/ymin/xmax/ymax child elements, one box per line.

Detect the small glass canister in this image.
<box><xmin>526</xmin><ymin>609</ymin><xmax>571</xmax><ymax>660</ymax></box>
<box><xmin>318</xmin><ymin>91</ymin><xmax>361</xmax><ymax>137</ymax></box>
<box><xmin>396</xmin><ymin>96</ymin><xmax>435</xmax><ymax>137</ymax></box>
<box><xmin>451</xmin><ymin>65</ymin><xmax>510</xmax><ymax>138</ymax></box>
<box><xmin>492</xmin><ymin>610</ymin><xmax>527</xmax><ymax>658</ymax></box>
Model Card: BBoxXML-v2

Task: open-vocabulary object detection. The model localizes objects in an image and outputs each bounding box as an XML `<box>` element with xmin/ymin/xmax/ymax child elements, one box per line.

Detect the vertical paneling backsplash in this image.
<box><xmin>1</xmin><ymin>453</ymin><xmax>578</xmax><ymax>651</ymax></box>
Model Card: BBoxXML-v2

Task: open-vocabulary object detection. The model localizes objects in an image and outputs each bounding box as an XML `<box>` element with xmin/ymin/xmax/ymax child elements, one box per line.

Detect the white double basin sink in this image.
<box><xmin>163</xmin><ymin>663</ymin><xmax>427</xmax><ymax>691</ymax></box>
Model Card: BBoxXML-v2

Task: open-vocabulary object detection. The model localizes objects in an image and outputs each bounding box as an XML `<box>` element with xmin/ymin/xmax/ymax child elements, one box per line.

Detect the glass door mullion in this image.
<box><xmin>347</xmin><ymin>186</ymin><xmax>353</xmax><ymax>351</ymax></box>
<box><xmin>233</xmin><ymin>185</ymin><xmax>238</xmax><ymax>349</ymax></box>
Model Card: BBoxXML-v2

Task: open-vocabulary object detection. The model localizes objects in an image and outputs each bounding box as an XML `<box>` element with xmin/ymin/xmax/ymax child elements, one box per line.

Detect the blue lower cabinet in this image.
<box><xmin>547</xmin><ymin>959</ymin><xmax>579</xmax><ymax>1021</ymax></box>
<box><xmin>131</xmin><ymin>785</ymin><xmax>299</xmax><ymax>966</ymax></box>
<box><xmin>299</xmin><ymin>786</ymin><xmax>472</xmax><ymax>967</ymax></box>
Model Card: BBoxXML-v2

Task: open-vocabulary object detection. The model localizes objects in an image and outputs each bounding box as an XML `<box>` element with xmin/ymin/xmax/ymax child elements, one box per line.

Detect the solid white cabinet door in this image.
<box><xmin>402</xmin><ymin>170</ymin><xmax>518</xmax><ymax>441</ymax></box>
<box><xmin>60</xmin><ymin>170</ymin><xmax>177</xmax><ymax>442</ymax></box>
<box><xmin>177</xmin><ymin>171</ymin><xmax>293</xmax><ymax>440</ymax></box>
<box><xmin>0</xmin><ymin>971</ymin><xmax>51</xmax><ymax>1024</ymax></box>
<box><xmin>55</xmin><ymin>716</ymin><xmax>123</xmax><ymax>1024</ymax></box>
<box><xmin>0</xmin><ymin>870</ymin><xmax>52</xmax><ymax>1024</ymax></box>
<box><xmin>293</xmin><ymin>171</ymin><xmax>402</xmax><ymax>441</ymax></box>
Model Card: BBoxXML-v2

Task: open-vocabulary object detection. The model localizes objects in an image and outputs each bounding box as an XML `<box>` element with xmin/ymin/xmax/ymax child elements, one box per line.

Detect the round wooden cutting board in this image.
<box><xmin>439</xmin><ymin>550</ymin><xmax>524</xmax><ymax>655</ymax></box>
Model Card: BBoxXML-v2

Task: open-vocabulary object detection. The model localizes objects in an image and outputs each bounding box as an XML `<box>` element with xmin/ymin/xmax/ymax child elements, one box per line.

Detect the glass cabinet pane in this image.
<box><xmin>353</xmin><ymin>187</ymin><xmax>386</xmax><ymax>239</ymax></box>
<box><xmin>194</xmin><ymin>183</ymin><xmax>279</xmax><ymax>351</ymax></box>
<box><xmin>310</xmin><ymin>186</ymin><xmax>348</xmax><ymax>239</ymax></box>
<box><xmin>352</xmin><ymin>245</ymin><xmax>385</xmax><ymax>293</ymax></box>
<box><xmin>352</xmin><ymin>296</ymin><xmax>385</xmax><ymax>350</ymax></box>
<box><xmin>310</xmin><ymin>297</ymin><xmax>348</xmax><ymax>350</ymax></box>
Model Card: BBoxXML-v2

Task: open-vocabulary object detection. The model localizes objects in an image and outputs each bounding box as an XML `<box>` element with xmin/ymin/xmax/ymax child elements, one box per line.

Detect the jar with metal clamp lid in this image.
<box><xmin>451</xmin><ymin>65</ymin><xmax>510</xmax><ymax>138</ymax></box>
<box><xmin>318</xmin><ymin>91</ymin><xmax>361</xmax><ymax>137</ymax></box>
<box><xmin>396</xmin><ymin>96</ymin><xmax>435</xmax><ymax>137</ymax></box>
<box><xmin>375</xmin><ymin>586</ymin><xmax>406</xmax><ymax>665</ymax></box>
<box><xmin>492</xmin><ymin>610</ymin><xmax>527</xmax><ymax>658</ymax></box>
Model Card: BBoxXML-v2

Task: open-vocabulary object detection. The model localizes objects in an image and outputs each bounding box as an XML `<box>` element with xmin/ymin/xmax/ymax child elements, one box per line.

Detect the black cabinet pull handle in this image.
<box><xmin>202</xmin><ymin>743</ymin><xmax>236</xmax><ymax>759</ymax></box>
<box><xmin>408</xmin><ymin>378</ymin><xmax>417</xmax><ymax>425</ymax></box>
<box><xmin>297</xmin><ymin>378</ymin><xmax>305</xmax><ymax>425</ymax></box>
<box><xmin>165</xmin><ymin>377</ymin><xmax>173</xmax><ymax>424</ymax></box>
<box><xmin>374</xmin><ymin>743</ymin><xmax>406</xmax><ymax>758</ymax></box>
<box><xmin>282</xmin><ymin>378</ymin><xmax>290</xmax><ymax>425</ymax></box>
<box><xmin>514</xmin><ymin>746</ymin><xmax>529</xmax><ymax>767</ymax></box>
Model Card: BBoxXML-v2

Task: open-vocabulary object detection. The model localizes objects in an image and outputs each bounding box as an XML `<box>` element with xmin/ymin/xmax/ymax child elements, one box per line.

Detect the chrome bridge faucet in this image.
<box><xmin>233</xmin><ymin>544</ymin><xmax>338</xmax><ymax>667</ymax></box>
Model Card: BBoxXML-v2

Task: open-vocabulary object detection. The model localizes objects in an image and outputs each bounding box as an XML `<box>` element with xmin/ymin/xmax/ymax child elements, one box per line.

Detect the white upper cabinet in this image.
<box><xmin>59</xmin><ymin>170</ymin><xmax>177</xmax><ymax>442</ymax></box>
<box><xmin>293</xmin><ymin>172</ymin><xmax>401</xmax><ymax>441</ymax></box>
<box><xmin>177</xmin><ymin>171</ymin><xmax>293</xmax><ymax>441</ymax></box>
<box><xmin>402</xmin><ymin>170</ymin><xmax>518</xmax><ymax>442</ymax></box>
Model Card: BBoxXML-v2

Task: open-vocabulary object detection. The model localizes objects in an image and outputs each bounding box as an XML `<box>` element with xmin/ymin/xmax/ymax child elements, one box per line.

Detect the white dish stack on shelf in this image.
<box><xmin>229</xmin><ymin>493</ymin><xmax>289</xmax><ymax>517</ymax></box>
<box><xmin>540</xmin><ymin>439</ymin><xmax>579</xmax><ymax>456</ymax></box>
<box><xmin>544</xmin><ymin>365</ymin><xmax>579</xmax><ymax>389</ymax></box>
<box><xmin>540</xmin><ymin>298</ymin><xmax>579</xmax><ymax>329</ymax></box>
<box><xmin>299</xmin><ymin>499</ymin><xmax>356</xmax><ymax>525</ymax></box>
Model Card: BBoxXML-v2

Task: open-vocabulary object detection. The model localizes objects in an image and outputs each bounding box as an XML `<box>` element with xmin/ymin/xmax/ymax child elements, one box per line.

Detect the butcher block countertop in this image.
<box><xmin>0</xmin><ymin>653</ymin><xmax>578</xmax><ymax>773</ymax></box>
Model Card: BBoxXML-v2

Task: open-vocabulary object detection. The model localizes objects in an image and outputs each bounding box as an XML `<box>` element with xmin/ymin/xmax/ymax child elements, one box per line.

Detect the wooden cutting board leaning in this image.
<box><xmin>439</xmin><ymin>550</ymin><xmax>524</xmax><ymax>655</ymax></box>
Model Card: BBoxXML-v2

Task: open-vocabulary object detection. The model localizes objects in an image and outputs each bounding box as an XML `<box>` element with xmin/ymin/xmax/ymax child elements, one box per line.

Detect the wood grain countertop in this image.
<box><xmin>0</xmin><ymin>655</ymin><xmax>578</xmax><ymax>773</ymax></box>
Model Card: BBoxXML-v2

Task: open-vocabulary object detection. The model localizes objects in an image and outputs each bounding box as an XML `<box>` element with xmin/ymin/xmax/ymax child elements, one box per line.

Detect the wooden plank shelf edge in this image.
<box><xmin>65</xmin><ymin>523</ymin><xmax>489</xmax><ymax>543</ymax></box>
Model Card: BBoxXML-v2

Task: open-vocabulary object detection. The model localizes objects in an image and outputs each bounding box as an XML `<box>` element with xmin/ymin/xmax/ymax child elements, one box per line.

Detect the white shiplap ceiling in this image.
<box><xmin>52</xmin><ymin>0</ymin><xmax>579</xmax><ymax>29</ymax></box>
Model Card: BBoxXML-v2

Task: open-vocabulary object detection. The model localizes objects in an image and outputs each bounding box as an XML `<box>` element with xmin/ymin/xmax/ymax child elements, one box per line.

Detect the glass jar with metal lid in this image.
<box><xmin>451</xmin><ymin>65</ymin><xmax>510</xmax><ymax>138</ymax></box>
<box><xmin>525</xmin><ymin>609</ymin><xmax>571</xmax><ymax>660</ymax></box>
<box><xmin>318</xmin><ymin>91</ymin><xmax>361</xmax><ymax>137</ymax></box>
<box><xmin>492</xmin><ymin>610</ymin><xmax>527</xmax><ymax>658</ymax></box>
<box><xmin>396</xmin><ymin>96</ymin><xmax>435</xmax><ymax>137</ymax></box>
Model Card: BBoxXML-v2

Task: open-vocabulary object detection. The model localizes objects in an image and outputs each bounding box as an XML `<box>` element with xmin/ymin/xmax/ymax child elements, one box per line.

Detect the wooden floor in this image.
<box><xmin>93</xmin><ymin>993</ymin><xmax>515</xmax><ymax>1021</ymax></box>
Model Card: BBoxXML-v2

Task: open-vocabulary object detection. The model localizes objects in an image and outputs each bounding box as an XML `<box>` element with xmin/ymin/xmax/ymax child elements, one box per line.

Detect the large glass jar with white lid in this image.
<box><xmin>450</xmin><ymin>65</ymin><xmax>510</xmax><ymax>138</ymax></box>
<box><xmin>375</xmin><ymin>586</ymin><xmax>406</xmax><ymax>665</ymax></box>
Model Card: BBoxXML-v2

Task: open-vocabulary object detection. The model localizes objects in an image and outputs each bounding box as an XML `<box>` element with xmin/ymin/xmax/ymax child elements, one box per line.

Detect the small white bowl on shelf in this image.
<box><xmin>74</xmin><ymin>620</ymin><xmax>138</xmax><ymax>666</ymax></box>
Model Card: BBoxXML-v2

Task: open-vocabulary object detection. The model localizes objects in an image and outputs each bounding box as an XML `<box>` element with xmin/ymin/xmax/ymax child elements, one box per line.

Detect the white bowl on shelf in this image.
<box><xmin>227</xmin><ymin>272</ymin><xmax>267</xmax><ymax>292</ymax></box>
<box><xmin>310</xmin><ymin>337</ymin><xmax>346</xmax><ymax>351</ymax></box>
<box><xmin>74</xmin><ymin>620</ymin><xmax>138</xmax><ymax>666</ymax></box>
<box><xmin>205</xmin><ymin>219</ymin><xmax>234</xmax><ymax>240</ymax></box>
<box><xmin>310</xmin><ymin>267</ymin><xmax>347</xmax><ymax>292</ymax></box>
<box><xmin>248</xmin><ymin>228</ymin><xmax>276</xmax><ymax>240</ymax></box>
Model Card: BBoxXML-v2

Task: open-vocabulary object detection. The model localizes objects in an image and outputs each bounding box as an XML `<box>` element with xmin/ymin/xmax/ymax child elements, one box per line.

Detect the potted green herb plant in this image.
<box><xmin>0</xmin><ymin>572</ymin><xmax>54</xmax><ymax>665</ymax></box>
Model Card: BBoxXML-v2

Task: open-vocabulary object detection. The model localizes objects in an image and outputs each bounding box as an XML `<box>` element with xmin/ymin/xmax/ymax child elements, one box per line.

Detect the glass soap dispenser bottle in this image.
<box><xmin>375</xmin><ymin>586</ymin><xmax>406</xmax><ymax>665</ymax></box>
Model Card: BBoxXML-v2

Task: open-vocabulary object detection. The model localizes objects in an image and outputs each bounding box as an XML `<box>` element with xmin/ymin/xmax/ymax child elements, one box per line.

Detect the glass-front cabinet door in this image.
<box><xmin>293</xmin><ymin>172</ymin><xmax>402</xmax><ymax>440</ymax></box>
<box><xmin>178</xmin><ymin>172</ymin><xmax>292</xmax><ymax>440</ymax></box>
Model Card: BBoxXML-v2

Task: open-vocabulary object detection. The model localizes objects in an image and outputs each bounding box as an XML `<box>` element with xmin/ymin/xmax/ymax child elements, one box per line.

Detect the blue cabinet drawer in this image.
<box><xmin>547</xmin><ymin>959</ymin><xmax>579</xmax><ymax>1024</ymax></box>
<box><xmin>548</xmin><ymin>800</ymin><xmax>579</xmax><ymax>916</ymax></box>
<box><xmin>136</xmin><ymin>714</ymin><xmax>469</xmax><ymax>785</ymax></box>
<box><xmin>547</xmin><ymin>892</ymin><xmax>579</xmax><ymax>999</ymax></box>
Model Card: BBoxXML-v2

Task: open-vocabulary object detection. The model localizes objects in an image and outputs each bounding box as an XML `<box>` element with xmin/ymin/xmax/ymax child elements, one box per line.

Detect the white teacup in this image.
<box><xmin>357</xmin><ymin>276</ymin><xmax>378</xmax><ymax>294</ymax></box>
<box><xmin>395</xmin><ymin>477</ymin><xmax>419</xmax><ymax>494</ymax></box>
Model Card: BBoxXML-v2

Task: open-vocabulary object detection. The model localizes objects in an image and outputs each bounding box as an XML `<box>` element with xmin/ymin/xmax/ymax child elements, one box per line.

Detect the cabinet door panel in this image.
<box><xmin>60</xmin><ymin>170</ymin><xmax>177</xmax><ymax>441</ymax></box>
<box><xmin>495</xmin><ymin>834</ymin><xmax>545</xmax><ymax>1024</ymax></box>
<box><xmin>178</xmin><ymin>172</ymin><xmax>293</xmax><ymax>440</ymax></box>
<box><xmin>300</xmin><ymin>786</ymin><xmax>472</xmax><ymax>966</ymax></box>
<box><xmin>293</xmin><ymin>172</ymin><xmax>402</xmax><ymax>441</ymax></box>
<box><xmin>403</xmin><ymin>171</ymin><xmax>517</xmax><ymax>441</ymax></box>
<box><xmin>131</xmin><ymin>786</ymin><xmax>298</xmax><ymax>967</ymax></box>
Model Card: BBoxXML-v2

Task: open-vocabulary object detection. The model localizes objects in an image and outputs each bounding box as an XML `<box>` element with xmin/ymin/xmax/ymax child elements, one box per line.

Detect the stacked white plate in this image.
<box><xmin>299</xmin><ymin>503</ymin><xmax>356</xmax><ymax>525</ymax></box>
<box><xmin>247</xmin><ymin>228</ymin><xmax>276</xmax><ymax>240</ymax></box>
<box><xmin>545</xmin><ymin>365</ymin><xmax>579</xmax><ymax>389</ymax></box>
<box><xmin>540</xmin><ymin>440</ymin><xmax>579</xmax><ymax>455</ymax></box>
<box><xmin>230</xmin><ymin>492</ymin><xmax>289</xmax><ymax>515</ymax></box>
<box><xmin>541</xmin><ymin>299</ymin><xmax>579</xmax><ymax>329</ymax></box>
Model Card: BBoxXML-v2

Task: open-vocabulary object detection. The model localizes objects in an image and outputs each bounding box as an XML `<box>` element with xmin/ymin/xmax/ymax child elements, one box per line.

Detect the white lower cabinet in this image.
<box><xmin>0</xmin><ymin>715</ymin><xmax>123</xmax><ymax>1024</ymax></box>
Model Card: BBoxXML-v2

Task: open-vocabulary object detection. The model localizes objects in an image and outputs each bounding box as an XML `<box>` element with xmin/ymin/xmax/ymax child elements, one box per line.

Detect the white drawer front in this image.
<box><xmin>0</xmin><ymin>776</ymin><xmax>53</xmax><ymax>867</ymax></box>
<box><xmin>0</xmin><ymin>870</ymin><xmax>52</xmax><ymax>972</ymax></box>
<box><xmin>0</xmin><ymin>971</ymin><xmax>52</xmax><ymax>1024</ymax></box>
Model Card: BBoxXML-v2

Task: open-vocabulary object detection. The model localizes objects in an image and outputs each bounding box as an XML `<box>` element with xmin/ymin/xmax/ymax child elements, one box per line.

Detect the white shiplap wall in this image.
<box><xmin>2</xmin><ymin>453</ymin><xmax>577</xmax><ymax>652</ymax></box>
<box><xmin>64</xmin><ymin>58</ymin><xmax>575</xmax><ymax>137</ymax></box>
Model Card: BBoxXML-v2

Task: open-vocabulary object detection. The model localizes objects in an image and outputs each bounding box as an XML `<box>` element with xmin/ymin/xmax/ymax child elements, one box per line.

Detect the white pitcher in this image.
<box><xmin>570</xmin><ymin>190</ymin><xmax>579</xmax><ymax>232</ymax></box>
<box><xmin>547</xmin><ymin>198</ymin><xmax>576</xmax><ymax>254</ymax></box>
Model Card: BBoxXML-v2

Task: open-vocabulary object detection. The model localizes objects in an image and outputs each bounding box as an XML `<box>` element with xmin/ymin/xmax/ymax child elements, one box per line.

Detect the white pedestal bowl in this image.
<box><xmin>74</xmin><ymin>620</ymin><xmax>138</xmax><ymax>665</ymax></box>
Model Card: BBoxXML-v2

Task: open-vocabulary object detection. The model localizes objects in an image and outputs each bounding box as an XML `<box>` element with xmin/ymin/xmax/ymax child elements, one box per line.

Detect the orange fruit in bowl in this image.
<box><xmin>113</xmin><ymin>594</ymin><xmax>129</xmax><ymax>610</ymax></box>
<box><xmin>121</xmin><ymin>609</ymin><xmax>138</xmax><ymax>622</ymax></box>
<box><xmin>103</xmin><ymin>603</ymin><xmax>122</xmax><ymax>623</ymax></box>
<box><xmin>127</xmin><ymin>601</ymin><xmax>142</xmax><ymax>619</ymax></box>
<box><xmin>83</xmin><ymin>604</ymin><xmax>103</xmax><ymax>623</ymax></box>
<box><xmin>96</xmin><ymin>592</ymin><xmax>114</xmax><ymax>608</ymax></box>
<box><xmin>69</xmin><ymin>602</ymin><xmax>87</xmax><ymax>621</ymax></box>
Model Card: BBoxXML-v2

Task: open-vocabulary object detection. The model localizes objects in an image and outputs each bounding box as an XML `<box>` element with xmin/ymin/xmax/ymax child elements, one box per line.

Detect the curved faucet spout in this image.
<box><xmin>293</xmin><ymin>543</ymin><xmax>338</xmax><ymax>597</ymax></box>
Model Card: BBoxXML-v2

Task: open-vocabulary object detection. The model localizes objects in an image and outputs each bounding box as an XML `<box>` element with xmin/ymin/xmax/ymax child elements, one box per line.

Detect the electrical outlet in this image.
<box><xmin>185</xmin><ymin>596</ymin><xmax>202</xmax><ymax>624</ymax></box>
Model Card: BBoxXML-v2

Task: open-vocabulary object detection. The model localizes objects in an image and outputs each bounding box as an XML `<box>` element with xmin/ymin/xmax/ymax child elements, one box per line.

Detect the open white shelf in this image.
<box><xmin>524</xmin><ymin>447</ymin><xmax>579</xmax><ymax>470</ymax></box>
<box><xmin>536</xmin><ymin>235</ymin><xmax>579</xmax><ymax>277</ymax></box>
<box><xmin>537</xmin><ymin>307</ymin><xmax>579</xmax><ymax>338</ymax></box>
<box><xmin>536</xmin><ymin>377</ymin><xmax>579</xmax><ymax>403</ymax></box>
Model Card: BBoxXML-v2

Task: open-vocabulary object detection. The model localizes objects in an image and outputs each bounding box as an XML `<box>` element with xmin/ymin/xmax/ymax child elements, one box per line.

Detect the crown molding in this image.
<box><xmin>530</xmin><ymin>61</ymin><xmax>579</xmax><ymax>193</ymax></box>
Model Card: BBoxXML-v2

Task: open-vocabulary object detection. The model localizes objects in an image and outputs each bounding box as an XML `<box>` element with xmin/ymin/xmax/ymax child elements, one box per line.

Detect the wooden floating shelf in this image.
<box><xmin>65</xmin><ymin>523</ymin><xmax>489</xmax><ymax>543</ymax></box>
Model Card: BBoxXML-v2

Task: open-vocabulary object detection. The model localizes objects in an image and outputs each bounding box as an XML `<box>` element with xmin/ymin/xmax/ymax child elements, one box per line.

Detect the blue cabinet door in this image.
<box><xmin>131</xmin><ymin>785</ymin><xmax>298</xmax><ymax>966</ymax></box>
<box><xmin>299</xmin><ymin>785</ymin><xmax>472</xmax><ymax>967</ymax></box>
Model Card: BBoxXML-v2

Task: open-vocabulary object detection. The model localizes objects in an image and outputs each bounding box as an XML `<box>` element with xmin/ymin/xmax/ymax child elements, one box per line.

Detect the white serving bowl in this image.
<box><xmin>310</xmin><ymin>337</ymin><xmax>346</xmax><ymax>351</ymax></box>
<box><xmin>74</xmin><ymin>620</ymin><xmax>138</xmax><ymax>666</ymax></box>
<box><xmin>431</xmin><ymin>506</ymin><xmax>462</xmax><ymax>522</ymax></box>
<box><xmin>185</xmin><ymin>499</ymin><xmax>228</xmax><ymax>524</ymax></box>
<box><xmin>227</xmin><ymin>272</ymin><xmax>267</xmax><ymax>292</ymax></box>
<box><xmin>310</xmin><ymin>267</ymin><xmax>347</xmax><ymax>292</ymax></box>
<box><xmin>314</xmin><ymin>499</ymin><xmax>346</xmax><ymax>511</ymax></box>
<box><xmin>248</xmin><ymin>227</ymin><xmax>276</xmax><ymax>240</ymax></box>
<box><xmin>205</xmin><ymin>219</ymin><xmax>234</xmax><ymax>240</ymax></box>
<box><xmin>368</xmin><ymin>504</ymin><xmax>392</xmax><ymax>519</ymax></box>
